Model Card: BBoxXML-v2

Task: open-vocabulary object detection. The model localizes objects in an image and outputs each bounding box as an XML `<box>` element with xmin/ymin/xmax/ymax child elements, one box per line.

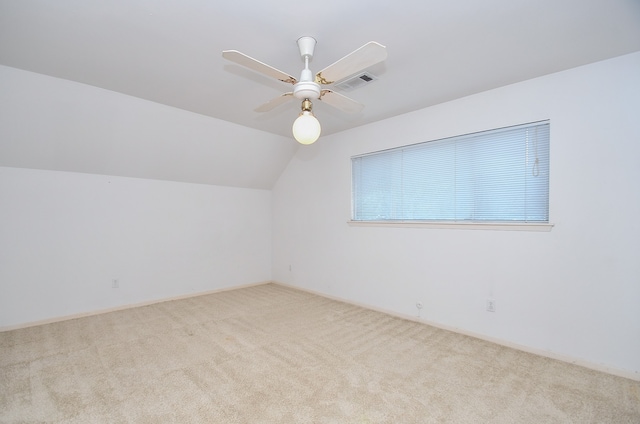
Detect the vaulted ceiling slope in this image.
<box><xmin>1</xmin><ymin>1</ymin><xmax>639</xmax><ymax>188</ymax></box>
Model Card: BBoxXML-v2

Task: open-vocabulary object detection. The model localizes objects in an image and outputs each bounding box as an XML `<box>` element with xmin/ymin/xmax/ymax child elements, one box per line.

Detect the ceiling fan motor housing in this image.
<box><xmin>294</xmin><ymin>80</ymin><xmax>320</xmax><ymax>100</ymax></box>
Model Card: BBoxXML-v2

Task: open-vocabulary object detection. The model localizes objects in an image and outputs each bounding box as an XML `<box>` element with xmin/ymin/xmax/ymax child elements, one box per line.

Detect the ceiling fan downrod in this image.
<box><xmin>293</xmin><ymin>36</ymin><xmax>321</xmax><ymax>101</ymax></box>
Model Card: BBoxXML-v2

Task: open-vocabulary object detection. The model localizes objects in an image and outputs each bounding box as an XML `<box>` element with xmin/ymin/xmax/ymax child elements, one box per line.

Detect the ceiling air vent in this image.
<box><xmin>333</xmin><ymin>72</ymin><xmax>378</xmax><ymax>92</ymax></box>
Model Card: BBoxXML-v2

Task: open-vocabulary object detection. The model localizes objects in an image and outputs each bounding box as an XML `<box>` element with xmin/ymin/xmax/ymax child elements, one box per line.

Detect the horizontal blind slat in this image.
<box><xmin>352</xmin><ymin>121</ymin><xmax>550</xmax><ymax>222</ymax></box>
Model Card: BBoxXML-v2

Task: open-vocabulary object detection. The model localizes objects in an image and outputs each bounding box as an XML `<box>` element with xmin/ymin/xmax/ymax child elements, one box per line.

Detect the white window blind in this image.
<box><xmin>351</xmin><ymin>121</ymin><xmax>550</xmax><ymax>223</ymax></box>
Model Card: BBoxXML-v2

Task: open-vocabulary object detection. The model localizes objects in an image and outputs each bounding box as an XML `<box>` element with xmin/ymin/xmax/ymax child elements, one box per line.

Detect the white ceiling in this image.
<box><xmin>1</xmin><ymin>0</ymin><xmax>639</xmax><ymax>186</ymax></box>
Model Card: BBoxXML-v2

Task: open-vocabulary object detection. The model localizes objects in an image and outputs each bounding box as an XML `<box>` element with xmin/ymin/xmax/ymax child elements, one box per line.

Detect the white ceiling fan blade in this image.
<box><xmin>222</xmin><ymin>50</ymin><xmax>297</xmax><ymax>85</ymax></box>
<box><xmin>315</xmin><ymin>42</ymin><xmax>387</xmax><ymax>85</ymax></box>
<box><xmin>319</xmin><ymin>90</ymin><xmax>364</xmax><ymax>114</ymax></box>
<box><xmin>254</xmin><ymin>93</ymin><xmax>294</xmax><ymax>112</ymax></box>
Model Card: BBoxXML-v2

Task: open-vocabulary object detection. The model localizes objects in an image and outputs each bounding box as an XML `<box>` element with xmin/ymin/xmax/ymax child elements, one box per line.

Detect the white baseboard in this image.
<box><xmin>0</xmin><ymin>281</ymin><xmax>269</xmax><ymax>332</ymax></box>
<box><xmin>272</xmin><ymin>281</ymin><xmax>640</xmax><ymax>382</ymax></box>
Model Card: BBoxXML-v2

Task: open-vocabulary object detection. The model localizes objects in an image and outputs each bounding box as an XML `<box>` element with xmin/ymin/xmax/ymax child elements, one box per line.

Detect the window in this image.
<box><xmin>351</xmin><ymin>121</ymin><xmax>550</xmax><ymax>224</ymax></box>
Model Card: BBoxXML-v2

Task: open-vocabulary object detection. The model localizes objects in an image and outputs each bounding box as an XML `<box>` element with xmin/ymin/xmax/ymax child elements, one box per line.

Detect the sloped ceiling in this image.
<box><xmin>1</xmin><ymin>0</ymin><xmax>639</xmax><ymax>188</ymax></box>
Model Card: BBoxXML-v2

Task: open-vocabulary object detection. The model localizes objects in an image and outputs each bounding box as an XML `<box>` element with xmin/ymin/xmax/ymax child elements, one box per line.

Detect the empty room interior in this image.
<box><xmin>1</xmin><ymin>1</ymin><xmax>640</xmax><ymax>422</ymax></box>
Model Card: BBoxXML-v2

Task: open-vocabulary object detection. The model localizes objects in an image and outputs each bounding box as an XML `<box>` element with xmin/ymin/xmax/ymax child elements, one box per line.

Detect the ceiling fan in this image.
<box><xmin>222</xmin><ymin>37</ymin><xmax>387</xmax><ymax>144</ymax></box>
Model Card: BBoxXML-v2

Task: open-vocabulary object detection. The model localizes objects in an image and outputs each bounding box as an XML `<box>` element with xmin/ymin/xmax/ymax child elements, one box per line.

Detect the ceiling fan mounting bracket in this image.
<box><xmin>297</xmin><ymin>36</ymin><xmax>317</xmax><ymax>60</ymax></box>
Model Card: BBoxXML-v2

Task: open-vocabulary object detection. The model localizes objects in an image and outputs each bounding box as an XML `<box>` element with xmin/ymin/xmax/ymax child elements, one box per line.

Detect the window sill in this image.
<box><xmin>347</xmin><ymin>220</ymin><xmax>554</xmax><ymax>232</ymax></box>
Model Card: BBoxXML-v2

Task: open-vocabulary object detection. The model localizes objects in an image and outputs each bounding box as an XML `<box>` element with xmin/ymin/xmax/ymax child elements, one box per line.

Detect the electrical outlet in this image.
<box><xmin>486</xmin><ymin>298</ymin><xmax>496</xmax><ymax>312</ymax></box>
<box><xmin>112</xmin><ymin>279</ymin><xmax>119</xmax><ymax>289</ymax></box>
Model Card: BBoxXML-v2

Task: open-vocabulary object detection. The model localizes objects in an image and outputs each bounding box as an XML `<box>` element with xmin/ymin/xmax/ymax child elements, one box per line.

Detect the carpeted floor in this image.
<box><xmin>1</xmin><ymin>283</ymin><xmax>639</xmax><ymax>423</ymax></box>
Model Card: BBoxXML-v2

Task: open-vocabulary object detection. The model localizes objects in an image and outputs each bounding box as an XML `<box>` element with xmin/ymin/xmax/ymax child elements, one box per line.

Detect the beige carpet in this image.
<box><xmin>1</xmin><ymin>283</ymin><xmax>639</xmax><ymax>423</ymax></box>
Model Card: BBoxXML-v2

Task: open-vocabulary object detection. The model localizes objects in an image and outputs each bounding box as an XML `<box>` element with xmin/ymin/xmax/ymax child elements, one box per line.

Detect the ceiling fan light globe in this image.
<box><xmin>293</xmin><ymin>112</ymin><xmax>321</xmax><ymax>145</ymax></box>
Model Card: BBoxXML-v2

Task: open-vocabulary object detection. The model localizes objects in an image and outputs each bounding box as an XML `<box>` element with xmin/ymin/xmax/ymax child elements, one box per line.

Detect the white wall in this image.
<box><xmin>272</xmin><ymin>52</ymin><xmax>640</xmax><ymax>377</ymax></box>
<box><xmin>0</xmin><ymin>65</ymin><xmax>282</xmax><ymax>328</ymax></box>
<box><xmin>0</xmin><ymin>167</ymin><xmax>272</xmax><ymax>327</ymax></box>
